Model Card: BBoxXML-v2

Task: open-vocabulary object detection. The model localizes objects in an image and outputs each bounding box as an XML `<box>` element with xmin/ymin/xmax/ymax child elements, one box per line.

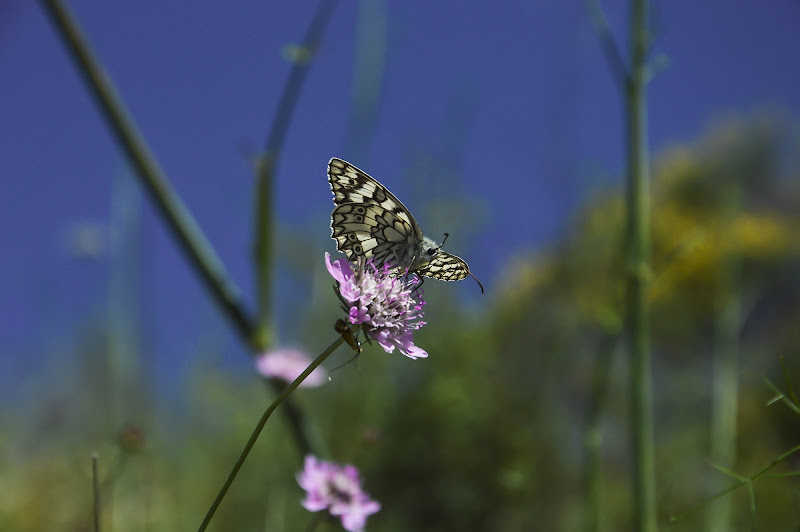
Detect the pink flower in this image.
<box><xmin>297</xmin><ymin>455</ymin><xmax>381</xmax><ymax>532</ymax></box>
<box><xmin>254</xmin><ymin>348</ymin><xmax>327</xmax><ymax>388</ymax></box>
<box><xmin>325</xmin><ymin>253</ymin><xmax>428</xmax><ymax>359</ymax></box>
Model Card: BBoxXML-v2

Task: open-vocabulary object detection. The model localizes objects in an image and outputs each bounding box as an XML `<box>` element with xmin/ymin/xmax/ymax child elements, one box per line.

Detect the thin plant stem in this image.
<box><xmin>39</xmin><ymin>0</ymin><xmax>254</xmax><ymax>343</ymax></box>
<box><xmin>624</xmin><ymin>0</ymin><xmax>657</xmax><ymax>529</ymax></box>
<box><xmin>253</xmin><ymin>0</ymin><xmax>338</xmax><ymax>348</ymax></box>
<box><xmin>582</xmin><ymin>332</ymin><xmax>620</xmax><ymax>532</ymax></box>
<box><xmin>764</xmin><ymin>377</ymin><xmax>800</xmax><ymax>416</ymax></box>
<box><xmin>781</xmin><ymin>358</ymin><xmax>800</xmax><ymax>406</ymax></box>
<box><xmin>581</xmin><ymin>0</ymin><xmax>629</xmax><ymax>89</ymax></box>
<box><xmin>251</xmin><ymin>0</ymin><xmax>339</xmax><ymax>461</ymax></box>
<box><xmin>581</xmin><ymin>1</ymin><xmax>657</xmax><ymax>526</ymax></box>
<box><xmin>670</xmin><ymin>443</ymin><xmax>800</xmax><ymax>522</ymax></box>
<box><xmin>579</xmin><ymin>3</ymin><xmax>632</xmax><ymax>529</ymax></box>
<box><xmin>92</xmin><ymin>452</ymin><xmax>100</xmax><ymax>532</ymax></box>
<box><xmin>265</xmin><ymin>378</ymin><xmax>315</xmax><ymax>457</ymax></box>
<box><xmin>707</xmin><ymin>174</ymin><xmax>742</xmax><ymax>531</ymax></box>
<box><xmin>197</xmin><ymin>334</ymin><xmax>346</xmax><ymax>532</ymax></box>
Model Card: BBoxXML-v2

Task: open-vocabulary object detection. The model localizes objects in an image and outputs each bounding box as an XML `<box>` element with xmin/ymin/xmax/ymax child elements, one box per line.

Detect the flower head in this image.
<box><xmin>297</xmin><ymin>455</ymin><xmax>380</xmax><ymax>532</ymax></box>
<box><xmin>325</xmin><ymin>253</ymin><xmax>428</xmax><ymax>359</ymax></box>
<box><xmin>255</xmin><ymin>348</ymin><xmax>327</xmax><ymax>388</ymax></box>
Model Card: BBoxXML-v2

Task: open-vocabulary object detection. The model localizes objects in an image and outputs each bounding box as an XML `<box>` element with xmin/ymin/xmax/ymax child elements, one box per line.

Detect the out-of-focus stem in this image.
<box><xmin>707</xmin><ymin>181</ymin><xmax>742</xmax><ymax>531</ymax></box>
<box><xmin>92</xmin><ymin>453</ymin><xmax>100</xmax><ymax>532</ymax></box>
<box><xmin>625</xmin><ymin>0</ymin><xmax>657</xmax><ymax>530</ymax></box>
<box><xmin>40</xmin><ymin>0</ymin><xmax>254</xmax><ymax>343</ymax></box>
<box><xmin>583</xmin><ymin>332</ymin><xmax>619</xmax><ymax>532</ymax></box>
<box><xmin>252</xmin><ymin>0</ymin><xmax>338</xmax><ymax>349</ymax></box>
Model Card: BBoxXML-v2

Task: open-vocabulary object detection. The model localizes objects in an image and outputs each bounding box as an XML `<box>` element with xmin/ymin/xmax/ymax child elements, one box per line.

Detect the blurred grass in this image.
<box><xmin>2</xmin><ymin>117</ymin><xmax>800</xmax><ymax>530</ymax></box>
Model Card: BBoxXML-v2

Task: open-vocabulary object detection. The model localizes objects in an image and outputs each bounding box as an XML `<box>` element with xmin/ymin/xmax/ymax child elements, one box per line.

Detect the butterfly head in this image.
<box><xmin>411</xmin><ymin>236</ymin><xmax>443</xmax><ymax>271</ymax></box>
<box><xmin>414</xmin><ymin>233</ymin><xmax>484</xmax><ymax>293</ymax></box>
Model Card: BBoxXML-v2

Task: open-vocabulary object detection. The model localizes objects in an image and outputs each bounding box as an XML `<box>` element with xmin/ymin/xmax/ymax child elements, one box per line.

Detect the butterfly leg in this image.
<box><xmin>411</xmin><ymin>276</ymin><xmax>425</xmax><ymax>293</ymax></box>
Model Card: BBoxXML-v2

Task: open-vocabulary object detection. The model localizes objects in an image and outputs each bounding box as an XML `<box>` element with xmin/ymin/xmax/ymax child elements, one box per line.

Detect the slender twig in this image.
<box><xmin>581</xmin><ymin>0</ymin><xmax>630</xmax><ymax>88</ymax></box>
<box><xmin>251</xmin><ymin>0</ymin><xmax>339</xmax><ymax>461</ymax></box>
<box><xmin>763</xmin><ymin>471</ymin><xmax>800</xmax><ymax>478</ymax></box>
<box><xmin>264</xmin><ymin>0</ymin><xmax>338</xmax><ymax>158</ymax></box>
<box><xmin>624</xmin><ymin>0</ymin><xmax>656</xmax><ymax>530</ymax></box>
<box><xmin>253</xmin><ymin>0</ymin><xmax>338</xmax><ymax>347</ymax></box>
<box><xmin>197</xmin><ymin>334</ymin><xmax>346</xmax><ymax>532</ymax></box>
<box><xmin>266</xmin><ymin>379</ymin><xmax>315</xmax><ymax>456</ymax></box>
<box><xmin>670</xmin><ymin>443</ymin><xmax>800</xmax><ymax>522</ymax></box>
<box><xmin>708</xmin><ymin>177</ymin><xmax>742</xmax><ymax>532</ymax></box>
<box><xmin>764</xmin><ymin>377</ymin><xmax>800</xmax><ymax>416</ymax></box>
<box><xmin>780</xmin><ymin>357</ymin><xmax>800</xmax><ymax>407</ymax></box>
<box><xmin>91</xmin><ymin>452</ymin><xmax>101</xmax><ymax>532</ymax></box>
<box><xmin>580</xmin><ymin>2</ymin><xmax>656</xmax><ymax>527</ymax></box>
<box><xmin>582</xmin><ymin>331</ymin><xmax>620</xmax><ymax>532</ymax></box>
<box><xmin>39</xmin><ymin>0</ymin><xmax>254</xmax><ymax>343</ymax></box>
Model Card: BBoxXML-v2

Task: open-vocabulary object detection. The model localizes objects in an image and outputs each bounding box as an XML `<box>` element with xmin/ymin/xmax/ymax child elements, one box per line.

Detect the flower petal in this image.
<box><xmin>402</xmin><ymin>344</ymin><xmax>428</xmax><ymax>359</ymax></box>
<box><xmin>349</xmin><ymin>306</ymin><xmax>369</xmax><ymax>324</ymax></box>
<box><xmin>325</xmin><ymin>252</ymin><xmax>353</xmax><ymax>284</ymax></box>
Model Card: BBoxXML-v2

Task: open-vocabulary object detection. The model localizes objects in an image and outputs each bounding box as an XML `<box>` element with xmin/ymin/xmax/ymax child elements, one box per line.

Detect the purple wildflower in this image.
<box><xmin>325</xmin><ymin>253</ymin><xmax>428</xmax><ymax>359</ymax></box>
<box><xmin>297</xmin><ymin>455</ymin><xmax>381</xmax><ymax>532</ymax></box>
<box><xmin>255</xmin><ymin>348</ymin><xmax>327</xmax><ymax>388</ymax></box>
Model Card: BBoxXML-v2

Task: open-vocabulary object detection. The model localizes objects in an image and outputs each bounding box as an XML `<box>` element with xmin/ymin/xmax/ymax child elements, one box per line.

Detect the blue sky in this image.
<box><xmin>1</xmin><ymin>2</ymin><xmax>799</xmax><ymax>387</ymax></box>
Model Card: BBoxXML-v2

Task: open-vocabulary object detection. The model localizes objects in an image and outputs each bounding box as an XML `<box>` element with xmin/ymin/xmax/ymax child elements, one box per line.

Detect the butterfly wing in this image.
<box><xmin>417</xmin><ymin>252</ymin><xmax>471</xmax><ymax>281</ymax></box>
<box><xmin>328</xmin><ymin>158</ymin><xmax>423</xmax><ymax>239</ymax></box>
<box><xmin>330</xmin><ymin>202</ymin><xmax>418</xmax><ymax>267</ymax></box>
<box><xmin>328</xmin><ymin>158</ymin><xmax>423</xmax><ymax>268</ymax></box>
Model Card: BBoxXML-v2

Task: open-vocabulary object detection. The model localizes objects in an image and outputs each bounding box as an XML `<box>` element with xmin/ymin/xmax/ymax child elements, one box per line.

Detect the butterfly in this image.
<box><xmin>328</xmin><ymin>157</ymin><xmax>483</xmax><ymax>293</ymax></box>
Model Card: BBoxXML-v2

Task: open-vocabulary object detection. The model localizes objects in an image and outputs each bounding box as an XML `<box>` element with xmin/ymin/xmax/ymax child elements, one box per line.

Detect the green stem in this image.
<box><xmin>582</xmin><ymin>332</ymin><xmax>619</xmax><ymax>532</ymax></box>
<box><xmin>40</xmin><ymin>0</ymin><xmax>254</xmax><ymax>343</ymax></box>
<box><xmin>91</xmin><ymin>452</ymin><xmax>100</xmax><ymax>532</ymax></box>
<box><xmin>253</xmin><ymin>0</ymin><xmax>338</xmax><ymax>349</ymax></box>
<box><xmin>581</xmin><ymin>0</ymin><xmax>629</xmax><ymax>90</ymax></box>
<box><xmin>197</xmin><ymin>334</ymin><xmax>345</xmax><ymax>532</ymax></box>
<box><xmin>707</xmin><ymin>177</ymin><xmax>742</xmax><ymax>531</ymax></box>
<box><xmin>264</xmin><ymin>378</ymin><xmax>315</xmax><ymax>457</ymax></box>
<box><xmin>625</xmin><ymin>0</ymin><xmax>656</xmax><ymax>530</ymax></box>
<box><xmin>671</xmin><ymin>443</ymin><xmax>800</xmax><ymax>522</ymax></box>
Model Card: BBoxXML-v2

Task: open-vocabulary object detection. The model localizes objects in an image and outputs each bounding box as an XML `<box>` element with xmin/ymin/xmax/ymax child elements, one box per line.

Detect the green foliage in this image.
<box><xmin>3</xmin><ymin>118</ymin><xmax>800</xmax><ymax>530</ymax></box>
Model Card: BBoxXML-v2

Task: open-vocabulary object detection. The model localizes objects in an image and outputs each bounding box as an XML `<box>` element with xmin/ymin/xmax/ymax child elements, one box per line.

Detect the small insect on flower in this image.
<box><xmin>328</xmin><ymin>157</ymin><xmax>484</xmax><ymax>293</ymax></box>
<box><xmin>335</xmin><ymin>318</ymin><xmax>362</xmax><ymax>354</ymax></box>
<box><xmin>326</xmin><ymin>252</ymin><xmax>428</xmax><ymax>360</ymax></box>
<box><xmin>297</xmin><ymin>455</ymin><xmax>380</xmax><ymax>532</ymax></box>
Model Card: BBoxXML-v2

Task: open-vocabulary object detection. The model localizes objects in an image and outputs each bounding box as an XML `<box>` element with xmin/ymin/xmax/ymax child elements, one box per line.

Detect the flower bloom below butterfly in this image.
<box><xmin>297</xmin><ymin>455</ymin><xmax>380</xmax><ymax>532</ymax></box>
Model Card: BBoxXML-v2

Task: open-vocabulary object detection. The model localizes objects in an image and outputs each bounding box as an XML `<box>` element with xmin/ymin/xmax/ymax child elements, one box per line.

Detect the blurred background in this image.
<box><xmin>1</xmin><ymin>1</ymin><xmax>800</xmax><ymax>530</ymax></box>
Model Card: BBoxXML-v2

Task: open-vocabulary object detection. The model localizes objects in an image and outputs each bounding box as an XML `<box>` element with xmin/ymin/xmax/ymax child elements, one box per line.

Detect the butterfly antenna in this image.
<box><xmin>469</xmin><ymin>271</ymin><xmax>485</xmax><ymax>294</ymax></box>
<box><xmin>414</xmin><ymin>276</ymin><xmax>425</xmax><ymax>292</ymax></box>
<box><xmin>329</xmin><ymin>351</ymin><xmax>363</xmax><ymax>373</ymax></box>
<box><xmin>440</xmin><ymin>232</ymin><xmax>450</xmax><ymax>248</ymax></box>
